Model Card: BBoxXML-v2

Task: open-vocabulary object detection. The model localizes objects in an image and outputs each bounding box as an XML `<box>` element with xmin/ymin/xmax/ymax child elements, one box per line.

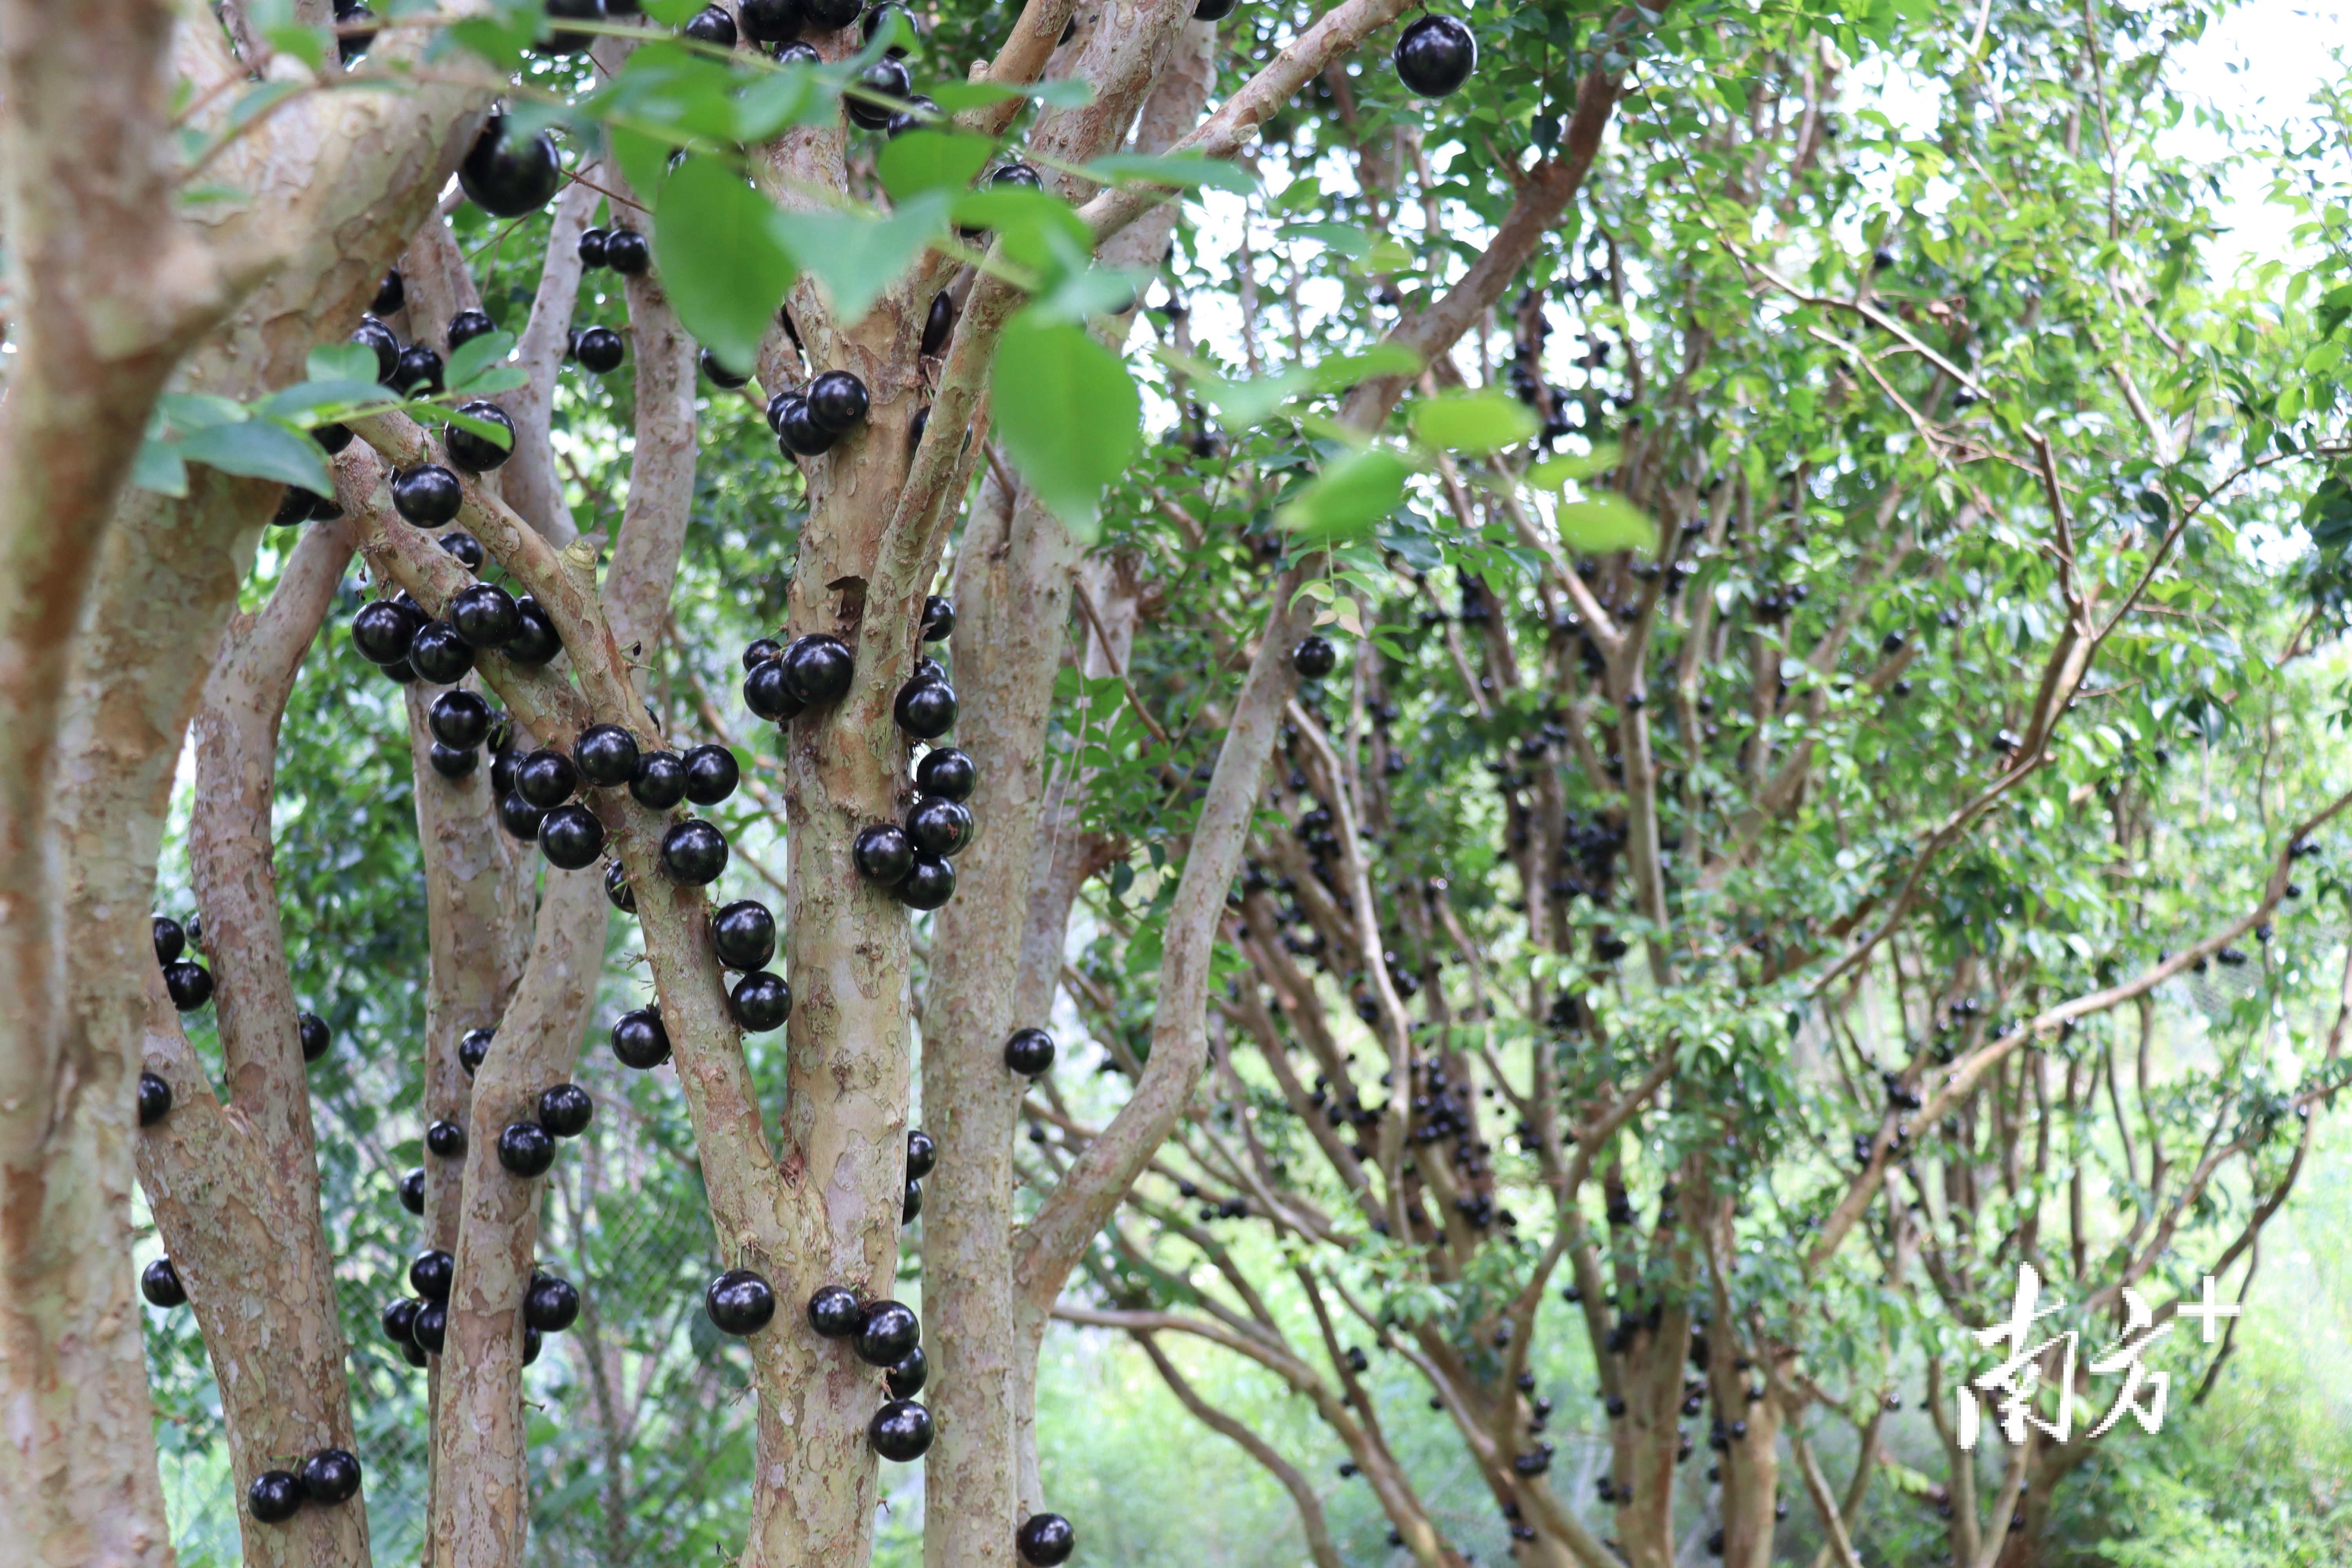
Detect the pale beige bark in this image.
<box><xmin>502</xmin><ymin>166</ymin><xmax>606</xmax><ymax>546</ymax></box>
<box><xmin>605</xmin><ymin>264</ymin><xmax>700</xmax><ymax>655</ymax></box>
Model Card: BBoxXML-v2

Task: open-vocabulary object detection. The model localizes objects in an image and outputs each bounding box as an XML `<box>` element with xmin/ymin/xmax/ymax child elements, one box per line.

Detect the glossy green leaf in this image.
<box><xmin>1082</xmin><ymin>152</ymin><xmax>1256</xmax><ymax>195</ymax></box>
<box><xmin>308</xmin><ymin>343</ymin><xmax>381</xmax><ymax>384</ymax></box>
<box><xmin>927</xmin><ymin>76</ymin><xmax>1094</xmax><ymax>113</ymax></box>
<box><xmin>878</xmin><ymin>131</ymin><xmax>996</xmax><ymax>202</ymax></box>
<box><xmin>132</xmin><ymin>440</ymin><xmax>189</xmax><ymax>498</ymax></box>
<box><xmin>446</xmin><ymin>330</ymin><xmax>519</xmax><ymax>392</ymax></box>
<box><xmin>1276</xmin><ymin>221</ymin><xmax>1372</xmax><ymax>259</ymax></box>
<box><xmin>256</xmin><ymin>379</ymin><xmax>397</xmax><ymax>422</ymax></box>
<box><xmin>1555</xmin><ymin>492</ymin><xmax>1657</xmax><ymax>556</ymax></box>
<box><xmin>771</xmin><ymin>192</ymin><xmax>951</xmax><ymax>326</ymax></box>
<box><xmin>654</xmin><ymin>156</ymin><xmax>799</xmax><ymax>370</ymax></box>
<box><xmin>991</xmin><ymin>309</ymin><xmax>1140</xmax><ymax>538</ymax></box>
<box><xmin>1277</xmin><ymin>448</ymin><xmax>1414</xmax><ymax>541</ymax></box>
<box><xmin>1411</xmin><ymin>389</ymin><xmax>1539</xmax><ymax>454</ymax></box>
<box><xmin>1529</xmin><ymin>443</ymin><xmax>1623</xmax><ymax>486</ymax></box>
<box><xmin>178</xmin><ymin>418</ymin><xmax>333</xmax><ymax>494</ymax></box>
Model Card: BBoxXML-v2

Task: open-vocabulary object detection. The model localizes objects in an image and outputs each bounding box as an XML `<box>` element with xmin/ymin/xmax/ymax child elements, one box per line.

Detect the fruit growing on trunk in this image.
<box><xmin>706</xmin><ymin>1269</ymin><xmax>778</xmax><ymax>1334</ymax></box>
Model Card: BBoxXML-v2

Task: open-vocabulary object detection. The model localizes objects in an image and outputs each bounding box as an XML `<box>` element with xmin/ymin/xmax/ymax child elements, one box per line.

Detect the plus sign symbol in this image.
<box><xmin>2180</xmin><ymin>1275</ymin><xmax>2244</xmax><ymax>1344</ymax></box>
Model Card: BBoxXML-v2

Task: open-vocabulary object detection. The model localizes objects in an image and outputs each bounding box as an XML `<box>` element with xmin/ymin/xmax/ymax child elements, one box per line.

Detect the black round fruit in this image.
<box><xmin>508</xmin><ymin>597</ymin><xmax>563</xmax><ymax>664</ymax></box>
<box><xmin>862</xmin><ymin>0</ymin><xmax>915</xmax><ymax>53</ymax></box>
<box><xmin>410</xmin><ymin>1248</ymin><xmax>455</xmax><ymax>1301</ymax></box>
<box><xmin>1291</xmin><ymin>634</ymin><xmax>1337</xmax><ymax>679</ymax></box>
<box><xmin>152</xmin><ymin>914</ymin><xmax>185</xmax><ymax>965</ymax></box>
<box><xmin>353</xmin><ymin>319</ymin><xmax>401</xmax><ymax>387</ymax></box>
<box><xmin>781</xmin><ymin>635</ymin><xmax>854</xmax><ymax>706</ymax></box>
<box><xmin>461</xmin><ymin>115</ymin><xmax>561</xmax><ymax>216</ymax></box>
<box><xmin>394</xmin><ymin>344</ymin><xmax>446</xmax><ymax>395</ymax></box>
<box><xmin>577</xmin><ymin>227</ymin><xmax>608</xmax><ymax>268</ymax></box>
<box><xmin>854</xmin><ymin>824</ymin><xmax>915</xmax><ymax>886</ymax></box>
<box><xmin>869</xmin><ymin>1399</ymin><xmax>935</xmax><ymax>1461</ymax></box>
<box><xmin>498</xmin><ymin>1120</ymin><xmax>556</xmax><ymax>1178</ymax></box>
<box><xmin>301</xmin><ymin>1448</ymin><xmax>363</xmax><ymax>1506</ymax></box>
<box><xmin>777</xmin><ymin>395</ymin><xmax>838</xmax><ymax>456</ymax></box>
<box><xmin>682</xmin><ymin>4</ymin><xmax>737</xmax><ymax>45</ymax></box>
<box><xmin>381</xmin><ymin>1297</ymin><xmax>419</xmax><ymax>1346</ymax></box>
<box><xmin>661</xmin><ymin>820</ymin><xmax>730</xmax><ymax>885</ymax></box>
<box><xmin>895</xmin><ymin>677</ymin><xmax>957</xmax><ymax>739</ymax></box>
<box><xmin>905</xmin><ymin>1128</ymin><xmax>936</xmax><ymax>1180</ymax></box>
<box><xmin>522</xmin><ymin>1324</ymin><xmax>543</xmax><ymax>1365</ymax></box>
<box><xmin>905</xmin><ymin>797</ymin><xmax>973</xmax><ymax>858</ymax></box>
<box><xmin>399</xmin><ymin>1168</ymin><xmax>426</xmax><ymax>1214</ymax></box>
<box><xmin>538</xmin><ymin>803</ymin><xmax>606</xmax><ymax>869</ymax></box>
<box><xmin>886</xmin><ymin>94</ymin><xmax>940</xmax><ymax>136</ymax></box>
<box><xmin>541</xmin><ymin>0</ymin><xmax>603</xmax><ymax>50</ymax></box>
<box><xmin>459</xmin><ymin>1027</ymin><xmax>495</xmax><ymax>1076</ymax></box>
<box><xmin>352</xmin><ymin>599</ymin><xmax>417</xmax><ymax>664</ymax></box>
<box><xmin>604</xmin><ymin>227</ymin><xmax>650</xmax><ymax>276</ymax></box>
<box><xmin>497</xmin><ymin>791</ymin><xmax>546</xmax><ymax>842</ymax></box>
<box><xmin>630</xmin><ymin>749</ymin><xmax>689</xmax><ymax>808</ymax></box>
<box><xmin>1017</xmin><ymin>1513</ymin><xmax>1076</xmax><ymax>1566</ymax></box>
<box><xmin>920</xmin><ymin>595</ymin><xmax>954</xmax><ymax>641</ymax></box>
<box><xmin>886</xmin><ymin>1343</ymin><xmax>928</xmax><ymax>1398</ymax></box>
<box><xmin>807</xmin><ymin>1284</ymin><xmax>862</xmax><ymax>1337</ymax></box>
<box><xmin>914</xmin><ymin>746</ymin><xmax>976</xmax><ymax>802</ymax></box>
<box><xmin>299</xmin><ymin>1012</ymin><xmax>330</xmax><ymax>1063</ymax></box>
<box><xmin>439</xmin><ymin>531</ymin><xmax>486</xmax><ymax>571</ymax></box>
<box><xmin>425</xmin><ymin>1118</ymin><xmax>468</xmax><ymax>1159</ymax></box>
<box><xmin>373</xmin><ymin>269</ymin><xmax>406</xmax><ymax>316</ymax></box>
<box><xmin>701</xmin><ymin>347</ymin><xmax>751</xmax><ymax>387</ymax></box>
<box><xmin>573</xmin><ymin>723</ymin><xmax>641</xmax><ymax>787</ymax></box>
<box><xmin>141</xmin><ymin>1258</ymin><xmax>187</xmax><ymax>1308</ymax></box>
<box><xmin>412</xmin><ymin>1299</ymin><xmax>448</xmax><ymax>1354</ymax></box>
<box><xmin>429</xmin><ymin>689</ymin><xmax>494</xmax><ymax>750</ymax></box>
<box><xmin>896</xmin><ymin>853</ymin><xmax>955</xmax><ymax>910</ymax></box>
<box><xmin>743</xmin><ymin>637</ymin><xmax>782</xmax><ymax>669</ymax></box>
<box><xmin>312</xmin><ymin>421</ymin><xmax>355</xmax><ymax>456</ymax></box>
<box><xmin>738</xmin><ymin>0</ymin><xmax>797</xmax><ymax>40</ymax></box>
<box><xmin>992</xmin><ymin>162</ymin><xmax>1042</xmax><ymax>191</ymax></box>
<box><xmin>249</xmin><ymin>1470</ymin><xmax>303</xmax><ymax>1524</ymax></box>
<box><xmin>612</xmin><ymin>1007</ymin><xmax>671</xmax><ymax>1069</ymax></box>
<box><xmin>902</xmin><ymin>1177</ymin><xmax>922</xmax><ymax>1223</ymax></box>
<box><xmin>525</xmin><ymin>1271</ymin><xmax>581</xmax><ymax>1332</ymax></box>
<box><xmin>446</xmin><ymin>309</ymin><xmax>494</xmax><ymax>351</ymax></box>
<box><xmin>1393</xmin><ymin>13</ymin><xmax>1477</xmax><ymax>97</ymax></box>
<box><xmin>409</xmin><ymin>621</ymin><xmax>475</xmax><ymax>684</ymax></box>
<box><xmin>802</xmin><ymin>0</ymin><xmax>859</xmax><ymax>25</ymax></box>
<box><xmin>604</xmin><ymin>860</ymin><xmax>637</xmax><ymax>913</ymax></box>
<box><xmin>855</xmin><ymin>1299</ymin><xmax>920</xmax><ymax>1367</ymax></box>
<box><xmin>1004</xmin><ymin>1027</ymin><xmax>1056</xmax><ymax>1076</ymax></box>
<box><xmin>1193</xmin><ymin>0</ymin><xmax>1238</xmax><ymax>18</ymax></box>
<box><xmin>729</xmin><ymin>971</ymin><xmax>793</xmax><ymax>1032</ymax></box>
<box><xmin>745</xmin><ymin>658</ymin><xmax>803</xmax><ymax>722</ymax></box>
<box><xmin>164</xmin><ymin>961</ymin><xmax>214</xmax><ymax>1011</ymax></box>
<box><xmin>575</xmin><ymin>326</ymin><xmax>625</xmax><ymax>374</ymax></box>
<box><xmin>138</xmin><ymin>1071</ymin><xmax>173</xmax><ymax>1127</ymax></box>
<box><xmin>515</xmin><ymin>748</ymin><xmax>580</xmax><ymax>809</ymax></box>
<box><xmin>711</xmin><ymin>899</ymin><xmax>777</xmax><ymax>971</ymax></box>
<box><xmin>401</xmin><ymin>1338</ymin><xmax>429</xmax><ymax>1368</ymax></box>
<box><xmin>450</xmin><ymin>583</ymin><xmax>521</xmax><ymax>648</ymax></box>
<box><xmin>806</xmin><ymin>370</ymin><xmax>870</xmax><ymax>434</ymax></box>
<box><xmin>706</xmin><ymin>1268</ymin><xmax>778</xmax><ymax>1335</ymax></box>
<box><xmin>425</xmin><ymin>740</ymin><xmax>472</xmax><ymax>777</ymax></box>
<box><xmin>446</xmin><ymin>399</ymin><xmax>517</xmax><ymax>472</ymax></box>
<box><xmin>682</xmin><ymin>743</ymin><xmax>740</xmax><ymax>804</ymax></box>
<box><xmin>538</xmin><ymin>1082</ymin><xmax>593</xmax><ymax>1138</ymax></box>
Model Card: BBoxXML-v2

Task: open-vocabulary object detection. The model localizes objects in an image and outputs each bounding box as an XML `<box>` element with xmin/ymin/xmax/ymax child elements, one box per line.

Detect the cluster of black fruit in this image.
<box><xmin>766</xmin><ymin>368</ymin><xmax>871</xmax><ymax>457</ymax></box>
<box><xmin>246</xmin><ymin>1447</ymin><xmax>364</xmax><ymax>1525</ymax></box>
<box><xmin>902</xmin><ymin>1126</ymin><xmax>934</xmax><ymax>1223</ymax></box>
<box><xmin>671</xmin><ymin>0</ymin><xmax>873</xmax><ymax>56</ymax></box>
<box><xmin>360</xmin><ymin>573</ymin><xmax>557</xmax><ymax>697</ymax></box>
<box><xmin>380</xmin><ymin>1238</ymin><xmax>581</xmax><ymax>1372</ymax></box>
<box><xmin>151</xmin><ymin>913</ymin><xmax>214</xmax><ymax>1013</ymax></box>
<box><xmin>709</xmin><ymin>897</ymin><xmax>793</xmax><ymax>1033</ymax></box>
<box><xmin>805</xmin><ymin>1284</ymin><xmax>937</xmax><ymax>1459</ymax></box>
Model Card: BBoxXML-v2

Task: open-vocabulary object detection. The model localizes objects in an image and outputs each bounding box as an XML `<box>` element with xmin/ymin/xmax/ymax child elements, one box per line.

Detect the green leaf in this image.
<box><xmin>265</xmin><ymin>21</ymin><xmax>326</xmax><ymax>69</ymax></box>
<box><xmin>608</xmin><ymin>127</ymin><xmax>674</xmax><ymax>216</ymax></box>
<box><xmin>157</xmin><ymin>392</ymin><xmax>249</xmax><ymax>434</ymax></box>
<box><xmin>256</xmin><ymin>379</ymin><xmax>398</xmax><ymax>422</ymax></box>
<box><xmin>927</xmin><ymin>76</ymin><xmax>1095</xmax><ymax>113</ymax></box>
<box><xmin>1082</xmin><ymin>152</ymin><xmax>1256</xmax><ymax>195</ymax></box>
<box><xmin>448</xmin><ymin>365</ymin><xmax>530</xmax><ymax>396</ymax></box>
<box><xmin>446</xmin><ymin>329</ymin><xmax>519</xmax><ymax>391</ymax></box>
<box><xmin>1355</xmin><ymin>237</ymin><xmax>1415</xmax><ymax>276</ymax></box>
<box><xmin>415</xmin><ymin>403</ymin><xmax>515</xmax><ymax>452</ymax></box>
<box><xmin>951</xmin><ymin>187</ymin><xmax>1091</xmax><ymax>276</ymax></box>
<box><xmin>1305</xmin><ymin>344</ymin><xmax>1423</xmax><ymax>391</ymax></box>
<box><xmin>178</xmin><ymin>418</ymin><xmax>333</xmax><ymax>494</ymax></box>
<box><xmin>1555</xmin><ymin>492</ymin><xmax>1657</xmax><ymax>556</ymax></box>
<box><xmin>444</xmin><ymin>15</ymin><xmax>530</xmax><ymax>70</ymax></box>
<box><xmin>641</xmin><ymin>0</ymin><xmax>700</xmax><ymax>19</ymax></box>
<box><xmin>654</xmin><ymin>156</ymin><xmax>799</xmax><ymax>370</ymax></box>
<box><xmin>1411</xmin><ymin>389</ymin><xmax>1539</xmax><ymax>454</ymax></box>
<box><xmin>1276</xmin><ymin>221</ymin><xmax>1373</xmax><ymax>259</ymax></box>
<box><xmin>771</xmin><ymin>192</ymin><xmax>950</xmax><ymax>327</ymax></box>
<box><xmin>878</xmin><ymin>131</ymin><xmax>995</xmax><ymax>202</ymax></box>
<box><xmin>1278</xmin><ymin>448</ymin><xmax>1414</xmax><ymax>542</ymax></box>
<box><xmin>991</xmin><ymin>309</ymin><xmax>1140</xmax><ymax>538</ymax></box>
<box><xmin>733</xmin><ymin>70</ymin><xmax>828</xmax><ymax>143</ymax></box>
<box><xmin>308</xmin><ymin>343</ymin><xmax>382</xmax><ymax>384</ymax></box>
<box><xmin>1031</xmin><ymin>265</ymin><xmax>1154</xmax><ymax>325</ymax></box>
<box><xmin>1529</xmin><ymin>442</ymin><xmax>1622</xmax><ymax>486</ymax></box>
<box><xmin>133</xmin><ymin>440</ymin><xmax>189</xmax><ymax>498</ymax></box>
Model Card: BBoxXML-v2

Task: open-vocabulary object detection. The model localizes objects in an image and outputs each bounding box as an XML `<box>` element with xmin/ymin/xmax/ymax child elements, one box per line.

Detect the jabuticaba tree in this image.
<box><xmin>1033</xmin><ymin>0</ymin><xmax>2352</xmax><ymax>1566</ymax></box>
<box><xmin>0</xmin><ymin>0</ymin><xmax>1681</xmax><ymax>1563</ymax></box>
